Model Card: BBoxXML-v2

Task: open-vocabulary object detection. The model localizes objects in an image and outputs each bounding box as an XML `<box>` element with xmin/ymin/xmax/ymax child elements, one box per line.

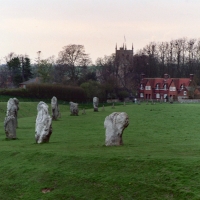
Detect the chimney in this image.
<box><xmin>190</xmin><ymin>74</ymin><xmax>194</xmax><ymax>81</ymax></box>
<box><xmin>164</xmin><ymin>73</ymin><xmax>169</xmax><ymax>79</ymax></box>
<box><xmin>141</xmin><ymin>73</ymin><xmax>145</xmax><ymax>80</ymax></box>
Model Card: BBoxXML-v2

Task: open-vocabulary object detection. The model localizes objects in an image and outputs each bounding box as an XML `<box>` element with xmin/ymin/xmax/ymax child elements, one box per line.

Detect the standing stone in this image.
<box><xmin>13</xmin><ymin>98</ymin><xmax>19</xmax><ymax>128</ymax></box>
<box><xmin>51</xmin><ymin>96</ymin><xmax>60</xmax><ymax>120</ymax></box>
<box><xmin>4</xmin><ymin>98</ymin><xmax>18</xmax><ymax>139</ymax></box>
<box><xmin>69</xmin><ymin>102</ymin><xmax>79</xmax><ymax>116</ymax></box>
<box><xmin>102</xmin><ymin>105</ymin><xmax>105</xmax><ymax>111</ymax></box>
<box><xmin>134</xmin><ymin>98</ymin><xmax>137</xmax><ymax>104</ymax></box>
<box><xmin>169</xmin><ymin>96</ymin><xmax>173</xmax><ymax>104</ymax></box>
<box><xmin>82</xmin><ymin>108</ymin><xmax>86</xmax><ymax>115</ymax></box>
<box><xmin>35</xmin><ymin>101</ymin><xmax>52</xmax><ymax>143</ymax></box>
<box><xmin>93</xmin><ymin>97</ymin><xmax>99</xmax><ymax>112</ymax></box>
<box><xmin>112</xmin><ymin>103</ymin><xmax>115</xmax><ymax>109</ymax></box>
<box><xmin>104</xmin><ymin>112</ymin><xmax>129</xmax><ymax>146</ymax></box>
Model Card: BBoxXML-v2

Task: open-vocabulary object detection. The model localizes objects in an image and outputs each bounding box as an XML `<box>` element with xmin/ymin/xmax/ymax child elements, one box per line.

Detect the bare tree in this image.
<box><xmin>135</xmin><ymin>38</ymin><xmax>200</xmax><ymax>79</ymax></box>
<box><xmin>139</xmin><ymin>42</ymin><xmax>159</xmax><ymax>78</ymax></box>
<box><xmin>4</xmin><ymin>52</ymin><xmax>16</xmax><ymax>63</ymax></box>
<box><xmin>157</xmin><ymin>42</ymin><xmax>169</xmax><ymax>76</ymax></box>
<box><xmin>57</xmin><ymin>44</ymin><xmax>92</xmax><ymax>85</ymax></box>
<box><xmin>96</xmin><ymin>54</ymin><xmax>119</xmax><ymax>97</ymax></box>
<box><xmin>96</xmin><ymin>54</ymin><xmax>116</xmax><ymax>83</ymax></box>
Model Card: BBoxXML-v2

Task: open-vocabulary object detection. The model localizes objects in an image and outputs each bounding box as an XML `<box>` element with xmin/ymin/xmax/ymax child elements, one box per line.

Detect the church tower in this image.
<box><xmin>115</xmin><ymin>43</ymin><xmax>134</xmax><ymax>90</ymax></box>
<box><xmin>115</xmin><ymin>43</ymin><xmax>134</xmax><ymax>68</ymax></box>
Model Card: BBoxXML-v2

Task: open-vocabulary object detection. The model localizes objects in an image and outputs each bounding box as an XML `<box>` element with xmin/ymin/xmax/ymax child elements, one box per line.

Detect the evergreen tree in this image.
<box><xmin>7</xmin><ymin>57</ymin><xmax>22</xmax><ymax>86</ymax></box>
<box><xmin>7</xmin><ymin>56</ymin><xmax>33</xmax><ymax>86</ymax></box>
<box><xmin>23</xmin><ymin>57</ymin><xmax>33</xmax><ymax>80</ymax></box>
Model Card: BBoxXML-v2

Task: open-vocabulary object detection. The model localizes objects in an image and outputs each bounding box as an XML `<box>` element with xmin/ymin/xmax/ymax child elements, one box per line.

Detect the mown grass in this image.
<box><xmin>0</xmin><ymin>100</ymin><xmax>200</xmax><ymax>199</ymax></box>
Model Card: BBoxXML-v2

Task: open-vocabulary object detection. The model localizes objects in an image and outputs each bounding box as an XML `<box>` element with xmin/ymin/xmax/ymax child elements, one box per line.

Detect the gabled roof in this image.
<box><xmin>164</xmin><ymin>79</ymin><xmax>172</xmax><ymax>87</ymax></box>
<box><xmin>169</xmin><ymin>80</ymin><xmax>174</xmax><ymax>86</ymax></box>
<box><xmin>153</xmin><ymin>78</ymin><xmax>164</xmax><ymax>87</ymax></box>
<box><xmin>141</xmin><ymin>77</ymin><xmax>191</xmax><ymax>89</ymax></box>
<box><xmin>141</xmin><ymin>78</ymin><xmax>148</xmax><ymax>86</ymax></box>
<box><xmin>19</xmin><ymin>77</ymin><xmax>41</xmax><ymax>85</ymax></box>
<box><xmin>179</xmin><ymin>78</ymin><xmax>191</xmax><ymax>87</ymax></box>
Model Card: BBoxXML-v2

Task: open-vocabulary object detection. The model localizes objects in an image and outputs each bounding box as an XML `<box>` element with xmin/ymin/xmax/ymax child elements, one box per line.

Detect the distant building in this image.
<box><xmin>138</xmin><ymin>74</ymin><xmax>195</xmax><ymax>101</ymax></box>
<box><xmin>115</xmin><ymin>44</ymin><xmax>134</xmax><ymax>65</ymax></box>
<box><xmin>19</xmin><ymin>77</ymin><xmax>41</xmax><ymax>89</ymax></box>
<box><xmin>115</xmin><ymin>44</ymin><xmax>134</xmax><ymax>89</ymax></box>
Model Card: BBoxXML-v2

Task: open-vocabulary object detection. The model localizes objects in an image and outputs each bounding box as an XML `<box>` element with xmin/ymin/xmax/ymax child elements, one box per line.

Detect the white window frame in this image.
<box><xmin>155</xmin><ymin>84</ymin><xmax>159</xmax><ymax>90</ymax></box>
<box><xmin>180</xmin><ymin>84</ymin><xmax>184</xmax><ymax>90</ymax></box>
<box><xmin>156</xmin><ymin>93</ymin><xmax>160</xmax><ymax>98</ymax></box>
<box><xmin>169</xmin><ymin>87</ymin><xmax>176</xmax><ymax>91</ymax></box>
<box><xmin>145</xmin><ymin>86</ymin><xmax>151</xmax><ymax>90</ymax></box>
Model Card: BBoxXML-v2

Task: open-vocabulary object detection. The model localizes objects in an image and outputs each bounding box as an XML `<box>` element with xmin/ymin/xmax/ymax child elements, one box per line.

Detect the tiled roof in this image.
<box><xmin>142</xmin><ymin>77</ymin><xmax>191</xmax><ymax>88</ymax></box>
<box><xmin>19</xmin><ymin>77</ymin><xmax>41</xmax><ymax>85</ymax></box>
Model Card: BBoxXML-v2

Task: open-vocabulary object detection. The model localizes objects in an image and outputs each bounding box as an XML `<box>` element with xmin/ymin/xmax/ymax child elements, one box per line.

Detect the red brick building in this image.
<box><xmin>138</xmin><ymin>74</ymin><xmax>194</xmax><ymax>101</ymax></box>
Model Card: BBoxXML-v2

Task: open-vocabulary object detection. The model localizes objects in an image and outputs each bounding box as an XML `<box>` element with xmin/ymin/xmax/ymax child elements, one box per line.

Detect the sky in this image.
<box><xmin>0</xmin><ymin>0</ymin><xmax>200</xmax><ymax>64</ymax></box>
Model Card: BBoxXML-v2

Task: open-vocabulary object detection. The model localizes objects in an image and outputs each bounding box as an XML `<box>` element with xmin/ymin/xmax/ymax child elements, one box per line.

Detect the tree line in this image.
<box><xmin>135</xmin><ymin>38</ymin><xmax>200</xmax><ymax>80</ymax></box>
<box><xmin>2</xmin><ymin>38</ymin><xmax>200</xmax><ymax>100</ymax></box>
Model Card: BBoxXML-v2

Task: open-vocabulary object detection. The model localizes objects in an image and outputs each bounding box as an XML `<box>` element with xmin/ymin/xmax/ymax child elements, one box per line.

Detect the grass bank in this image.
<box><xmin>0</xmin><ymin>101</ymin><xmax>200</xmax><ymax>199</ymax></box>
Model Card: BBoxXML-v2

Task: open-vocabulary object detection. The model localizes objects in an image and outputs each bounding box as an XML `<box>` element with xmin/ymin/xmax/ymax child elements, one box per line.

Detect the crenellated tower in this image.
<box><xmin>115</xmin><ymin>43</ymin><xmax>134</xmax><ymax>90</ymax></box>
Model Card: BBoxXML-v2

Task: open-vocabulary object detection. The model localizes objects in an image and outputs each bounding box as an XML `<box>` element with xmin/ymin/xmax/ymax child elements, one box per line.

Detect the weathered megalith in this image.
<box><xmin>169</xmin><ymin>96</ymin><xmax>173</xmax><ymax>104</ymax></box>
<box><xmin>35</xmin><ymin>101</ymin><xmax>52</xmax><ymax>143</ymax></box>
<box><xmin>51</xmin><ymin>96</ymin><xmax>60</xmax><ymax>120</ymax></box>
<box><xmin>13</xmin><ymin>97</ymin><xmax>19</xmax><ymax>128</ymax></box>
<box><xmin>82</xmin><ymin>108</ymin><xmax>86</xmax><ymax>115</ymax></box>
<box><xmin>4</xmin><ymin>98</ymin><xmax>18</xmax><ymax>139</ymax></box>
<box><xmin>69</xmin><ymin>102</ymin><xmax>79</xmax><ymax>116</ymax></box>
<box><xmin>93</xmin><ymin>97</ymin><xmax>99</xmax><ymax>112</ymax></box>
<box><xmin>104</xmin><ymin>112</ymin><xmax>129</xmax><ymax>146</ymax></box>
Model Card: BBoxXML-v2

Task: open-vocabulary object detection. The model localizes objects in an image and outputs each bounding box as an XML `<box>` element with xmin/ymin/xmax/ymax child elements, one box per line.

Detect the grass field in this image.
<box><xmin>1</xmin><ymin>99</ymin><xmax>200</xmax><ymax>199</ymax></box>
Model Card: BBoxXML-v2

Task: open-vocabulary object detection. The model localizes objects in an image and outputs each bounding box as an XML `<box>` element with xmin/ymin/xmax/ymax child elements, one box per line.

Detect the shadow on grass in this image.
<box><xmin>17</xmin><ymin>127</ymin><xmax>33</xmax><ymax>129</ymax></box>
<box><xmin>3</xmin><ymin>138</ymin><xmax>19</xmax><ymax>141</ymax></box>
<box><xmin>32</xmin><ymin>141</ymin><xmax>66</xmax><ymax>145</ymax></box>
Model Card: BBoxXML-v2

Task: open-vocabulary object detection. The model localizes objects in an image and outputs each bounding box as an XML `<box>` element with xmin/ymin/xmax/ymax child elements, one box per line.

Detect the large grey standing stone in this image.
<box><xmin>69</xmin><ymin>102</ymin><xmax>79</xmax><ymax>116</ymax></box>
<box><xmin>35</xmin><ymin>101</ymin><xmax>52</xmax><ymax>143</ymax></box>
<box><xmin>104</xmin><ymin>112</ymin><xmax>129</xmax><ymax>146</ymax></box>
<box><xmin>51</xmin><ymin>96</ymin><xmax>60</xmax><ymax>120</ymax></box>
<box><xmin>4</xmin><ymin>98</ymin><xmax>18</xmax><ymax>139</ymax></box>
<box><xmin>169</xmin><ymin>96</ymin><xmax>173</xmax><ymax>104</ymax></box>
<box><xmin>93</xmin><ymin>97</ymin><xmax>99</xmax><ymax>112</ymax></box>
<box><xmin>13</xmin><ymin>97</ymin><xmax>19</xmax><ymax>128</ymax></box>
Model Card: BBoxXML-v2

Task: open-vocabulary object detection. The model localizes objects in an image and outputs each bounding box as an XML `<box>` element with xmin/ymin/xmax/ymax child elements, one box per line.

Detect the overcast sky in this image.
<box><xmin>0</xmin><ymin>0</ymin><xmax>199</xmax><ymax>64</ymax></box>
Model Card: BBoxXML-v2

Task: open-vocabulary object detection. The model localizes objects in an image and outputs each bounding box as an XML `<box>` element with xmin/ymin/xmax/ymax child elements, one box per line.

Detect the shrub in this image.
<box><xmin>0</xmin><ymin>84</ymin><xmax>87</xmax><ymax>103</ymax></box>
<box><xmin>80</xmin><ymin>80</ymin><xmax>106</xmax><ymax>102</ymax></box>
<box><xmin>118</xmin><ymin>91</ymin><xmax>129</xmax><ymax>101</ymax></box>
<box><xmin>0</xmin><ymin>88</ymin><xmax>29</xmax><ymax>97</ymax></box>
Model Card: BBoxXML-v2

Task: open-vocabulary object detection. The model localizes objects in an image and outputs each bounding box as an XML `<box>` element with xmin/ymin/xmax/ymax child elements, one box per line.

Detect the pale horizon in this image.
<box><xmin>0</xmin><ymin>0</ymin><xmax>200</xmax><ymax>64</ymax></box>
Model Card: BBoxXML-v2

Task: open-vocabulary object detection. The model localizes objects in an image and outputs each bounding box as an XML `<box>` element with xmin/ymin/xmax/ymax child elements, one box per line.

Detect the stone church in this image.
<box><xmin>115</xmin><ymin>44</ymin><xmax>134</xmax><ymax>90</ymax></box>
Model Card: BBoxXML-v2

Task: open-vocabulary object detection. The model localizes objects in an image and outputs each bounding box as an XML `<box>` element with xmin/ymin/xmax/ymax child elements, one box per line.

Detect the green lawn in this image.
<box><xmin>0</xmin><ymin>100</ymin><xmax>200</xmax><ymax>199</ymax></box>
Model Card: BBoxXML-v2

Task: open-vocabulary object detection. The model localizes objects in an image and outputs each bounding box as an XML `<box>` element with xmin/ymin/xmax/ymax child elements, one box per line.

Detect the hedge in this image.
<box><xmin>0</xmin><ymin>84</ymin><xmax>87</xmax><ymax>103</ymax></box>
